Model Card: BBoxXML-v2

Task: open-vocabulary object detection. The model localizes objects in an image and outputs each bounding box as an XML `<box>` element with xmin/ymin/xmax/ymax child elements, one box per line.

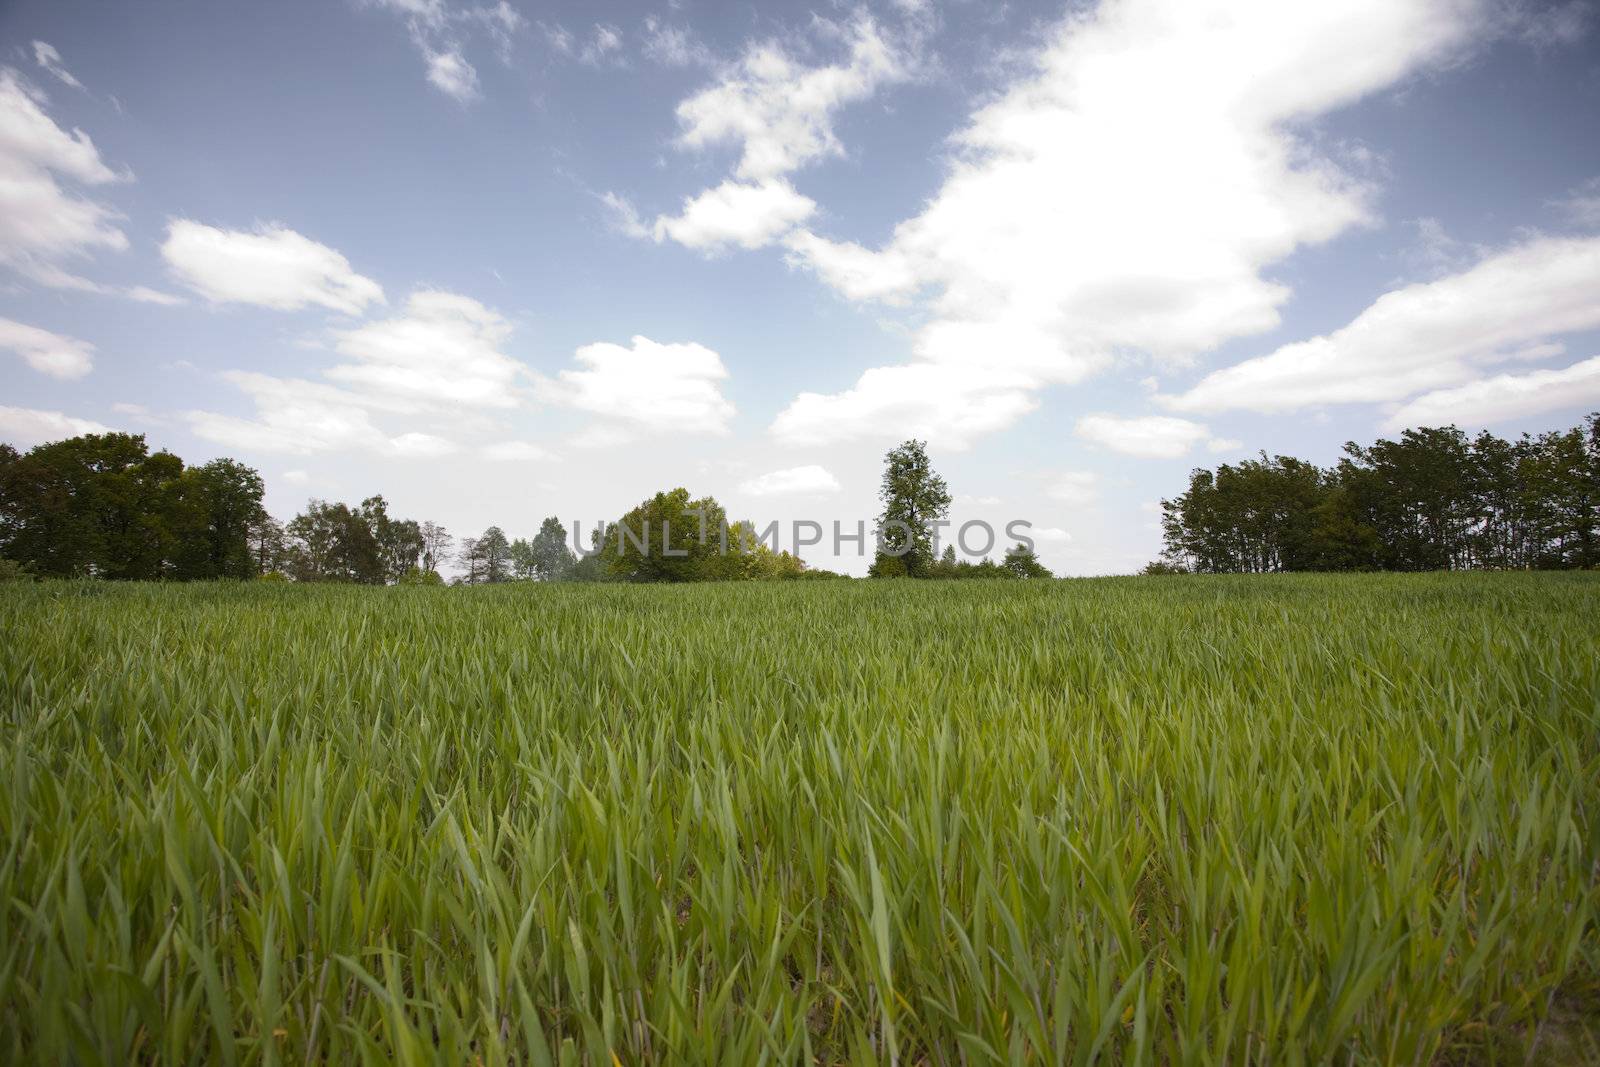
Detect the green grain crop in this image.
<box><xmin>1</xmin><ymin>574</ymin><xmax>1597</xmax><ymax>1064</ymax></box>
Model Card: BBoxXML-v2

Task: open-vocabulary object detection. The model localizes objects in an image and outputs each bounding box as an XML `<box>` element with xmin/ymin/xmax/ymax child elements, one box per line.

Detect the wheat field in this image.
<box><xmin>1</xmin><ymin>575</ymin><xmax>1597</xmax><ymax>1064</ymax></box>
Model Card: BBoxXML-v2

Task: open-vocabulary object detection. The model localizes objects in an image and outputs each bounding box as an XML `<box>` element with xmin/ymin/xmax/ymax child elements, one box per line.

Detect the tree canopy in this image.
<box><xmin>1159</xmin><ymin>415</ymin><xmax>1600</xmax><ymax>573</ymax></box>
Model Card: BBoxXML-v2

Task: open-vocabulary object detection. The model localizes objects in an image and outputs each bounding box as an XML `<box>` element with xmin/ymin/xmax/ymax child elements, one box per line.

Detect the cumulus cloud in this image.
<box><xmin>1381</xmin><ymin>355</ymin><xmax>1600</xmax><ymax>431</ymax></box>
<box><xmin>327</xmin><ymin>290</ymin><xmax>525</xmax><ymax>408</ymax></box>
<box><xmin>185</xmin><ymin>287</ymin><xmax>542</xmax><ymax>458</ymax></box>
<box><xmin>645</xmin><ymin>15</ymin><xmax>912</xmax><ymax>251</ymax></box>
<box><xmin>1164</xmin><ymin>235</ymin><xmax>1600</xmax><ymax>414</ymax></box>
<box><xmin>540</xmin><ymin>335</ymin><xmax>734</xmax><ymax>434</ymax></box>
<box><xmin>185</xmin><ymin>372</ymin><xmax>458</xmax><ymax>457</ymax></box>
<box><xmin>772</xmin><ymin>362</ymin><xmax>1037</xmax><ymax>451</ymax></box>
<box><xmin>0</xmin><ymin>405</ymin><xmax>112</xmax><ymax>447</ymax></box>
<box><xmin>653</xmin><ymin>179</ymin><xmax>816</xmax><ymax>252</ymax></box>
<box><xmin>774</xmin><ymin>0</ymin><xmax>1485</xmax><ymax>446</ymax></box>
<box><xmin>0</xmin><ymin>317</ymin><xmax>95</xmax><ymax>379</ymax></box>
<box><xmin>1075</xmin><ymin>414</ymin><xmax>1216</xmax><ymax>459</ymax></box>
<box><xmin>161</xmin><ymin>220</ymin><xmax>385</xmax><ymax>314</ymax></box>
<box><xmin>738</xmin><ymin>464</ymin><xmax>841</xmax><ymax>496</ymax></box>
<box><xmin>0</xmin><ymin>68</ymin><xmax>128</xmax><ymax>290</ymax></box>
<box><xmin>31</xmin><ymin>42</ymin><xmax>84</xmax><ymax>91</ymax></box>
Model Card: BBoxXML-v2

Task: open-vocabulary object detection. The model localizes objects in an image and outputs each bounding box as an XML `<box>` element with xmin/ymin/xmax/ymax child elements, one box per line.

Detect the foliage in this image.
<box><xmin>872</xmin><ymin>439</ymin><xmax>951</xmax><ymax>577</ymax></box>
<box><xmin>0</xmin><ymin>433</ymin><xmax>266</xmax><ymax>579</ymax></box>
<box><xmin>598</xmin><ymin>490</ymin><xmax>809</xmax><ymax>582</ymax></box>
<box><xmin>396</xmin><ymin>565</ymin><xmax>445</xmax><ymax>585</ymax></box>
<box><xmin>458</xmin><ymin>526</ymin><xmax>514</xmax><ymax>584</ymax></box>
<box><xmin>1001</xmin><ymin>541</ymin><xmax>1052</xmax><ymax>578</ymax></box>
<box><xmin>1162</xmin><ymin>414</ymin><xmax>1600</xmax><ymax>573</ymax></box>
<box><xmin>1</xmin><ymin>575</ymin><xmax>1596</xmax><ymax>1063</ymax></box>
<box><xmin>282</xmin><ymin>496</ymin><xmax>422</xmax><ymax>584</ymax></box>
<box><xmin>530</xmin><ymin>516</ymin><xmax>577</xmax><ymax>581</ymax></box>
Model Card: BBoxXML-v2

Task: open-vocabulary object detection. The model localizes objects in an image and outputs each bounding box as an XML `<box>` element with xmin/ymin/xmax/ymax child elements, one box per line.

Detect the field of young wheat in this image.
<box><xmin>1</xmin><ymin>575</ymin><xmax>1597</xmax><ymax>1064</ymax></box>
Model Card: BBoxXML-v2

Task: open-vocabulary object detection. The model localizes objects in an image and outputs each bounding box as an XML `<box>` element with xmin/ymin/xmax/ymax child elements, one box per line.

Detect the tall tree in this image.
<box><xmin>871</xmin><ymin>439</ymin><xmax>951</xmax><ymax>578</ymax></box>
<box><xmin>459</xmin><ymin>526</ymin><xmax>513</xmax><ymax>583</ymax></box>
<box><xmin>418</xmin><ymin>521</ymin><xmax>453</xmax><ymax>575</ymax></box>
<box><xmin>529</xmin><ymin>516</ymin><xmax>577</xmax><ymax>580</ymax></box>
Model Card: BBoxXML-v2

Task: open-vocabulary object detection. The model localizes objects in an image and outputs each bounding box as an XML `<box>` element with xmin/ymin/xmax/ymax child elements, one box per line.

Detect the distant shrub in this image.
<box><xmin>397</xmin><ymin>566</ymin><xmax>445</xmax><ymax>586</ymax></box>
<box><xmin>0</xmin><ymin>559</ymin><xmax>36</xmax><ymax>582</ymax></box>
<box><xmin>1141</xmin><ymin>560</ymin><xmax>1188</xmax><ymax>575</ymax></box>
<box><xmin>257</xmin><ymin>571</ymin><xmax>290</xmax><ymax>583</ymax></box>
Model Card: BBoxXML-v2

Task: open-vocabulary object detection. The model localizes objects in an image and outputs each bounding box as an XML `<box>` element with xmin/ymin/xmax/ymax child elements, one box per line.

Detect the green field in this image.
<box><xmin>2</xmin><ymin>575</ymin><xmax>1598</xmax><ymax>1064</ymax></box>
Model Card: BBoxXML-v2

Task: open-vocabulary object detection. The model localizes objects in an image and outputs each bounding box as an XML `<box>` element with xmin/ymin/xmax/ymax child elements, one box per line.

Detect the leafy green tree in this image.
<box><xmin>602</xmin><ymin>489</ymin><xmax>732</xmax><ymax>582</ymax></box>
<box><xmin>530</xmin><ymin>516</ymin><xmax>577</xmax><ymax>580</ymax></box>
<box><xmin>284</xmin><ymin>500</ymin><xmax>383</xmax><ymax>582</ymax></box>
<box><xmin>871</xmin><ymin>439</ymin><xmax>950</xmax><ymax>578</ymax></box>
<box><xmin>460</xmin><ymin>526</ymin><xmax>513</xmax><ymax>583</ymax></box>
<box><xmin>1002</xmin><ymin>542</ymin><xmax>1052</xmax><ymax>578</ymax></box>
<box><xmin>0</xmin><ymin>433</ymin><xmax>264</xmax><ymax>580</ymax></box>
<box><xmin>508</xmin><ymin>537</ymin><xmax>538</xmax><ymax>580</ymax></box>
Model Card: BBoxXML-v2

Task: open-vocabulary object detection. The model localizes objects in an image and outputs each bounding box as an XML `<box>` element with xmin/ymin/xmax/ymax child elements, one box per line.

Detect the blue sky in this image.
<box><xmin>2</xmin><ymin>0</ymin><xmax>1599</xmax><ymax>574</ymax></box>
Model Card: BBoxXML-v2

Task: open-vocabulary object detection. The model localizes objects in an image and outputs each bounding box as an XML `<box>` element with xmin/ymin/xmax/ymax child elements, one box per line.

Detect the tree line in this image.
<box><xmin>1156</xmin><ymin>415</ymin><xmax>1600</xmax><ymax>573</ymax></box>
<box><xmin>0</xmin><ymin>433</ymin><xmax>1051</xmax><ymax>583</ymax></box>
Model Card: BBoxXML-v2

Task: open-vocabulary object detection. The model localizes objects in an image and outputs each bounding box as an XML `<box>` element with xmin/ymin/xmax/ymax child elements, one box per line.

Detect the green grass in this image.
<box><xmin>1</xmin><ymin>574</ymin><xmax>1597</xmax><ymax>1065</ymax></box>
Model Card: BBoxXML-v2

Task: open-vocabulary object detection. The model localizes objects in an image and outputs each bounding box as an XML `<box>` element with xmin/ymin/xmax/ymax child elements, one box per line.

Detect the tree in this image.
<box><xmin>508</xmin><ymin>538</ymin><xmax>538</xmax><ymax>580</ymax></box>
<box><xmin>601</xmin><ymin>489</ymin><xmax>733</xmax><ymax>582</ymax></box>
<box><xmin>459</xmin><ymin>526</ymin><xmax>512</xmax><ymax>583</ymax></box>
<box><xmin>247</xmin><ymin>514</ymin><xmax>287</xmax><ymax>575</ymax></box>
<box><xmin>871</xmin><ymin>440</ymin><xmax>951</xmax><ymax>578</ymax></box>
<box><xmin>529</xmin><ymin>516</ymin><xmax>577</xmax><ymax>580</ymax></box>
<box><xmin>284</xmin><ymin>500</ymin><xmax>383</xmax><ymax>582</ymax></box>
<box><xmin>179</xmin><ymin>459</ymin><xmax>266</xmax><ymax>579</ymax></box>
<box><xmin>418</xmin><ymin>521</ymin><xmax>453</xmax><ymax>575</ymax></box>
<box><xmin>0</xmin><ymin>432</ymin><xmax>264</xmax><ymax>580</ymax></box>
<box><xmin>360</xmin><ymin>496</ymin><xmax>424</xmax><ymax>582</ymax></box>
<box><xmin>1002</xmin><ymin>542</ymin><xmax>1052</xmax><ymax>578</ymax></box>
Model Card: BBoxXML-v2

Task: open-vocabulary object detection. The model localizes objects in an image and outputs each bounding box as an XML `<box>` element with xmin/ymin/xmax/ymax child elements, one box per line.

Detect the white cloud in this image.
<box><xmin>598</xmin><ymin>191</ymin><xmax>651</xmax><ymax>239</ymax></box>
<box><xmin>368</xmin><ymin>0</ymin><xmax>523</xmax><ymax>101</ymax></box>
<box><xmin>1165</xmin><ymin>235</ymin><xmax>1600</xmax><ymax>414</ymax></box>
<box><xmin>1382</xmin><ymin>355</ymin><xmax>1600</xmax><ymax>431</ymax></box>
<box><xmin>652</xmin><ymin>179</ymin><xmax>816</xmax><ymax>252</ymax></box>
<box><xmin>1047</xmin><ymin>471</ymin><xmax>1099</xmax><ymax>506</ymax></box>
<box><xmin>1031</xmin><ymin>527</ymin><xmax>1073</xmax><ymax>544</ymax></box>
<box><xmin>1206</xmin><ymin>437</ymin><xmax>1244</xmax><ymax>453</ymax></box>
<box><xmin>481</xmin><ymin>440</ymin><xmax>556</xmax><ymax>461</ymax></box>
<box><xmin>541</xmin><ymin>335</ymin><xmax>734</xmax><ymax>434</ymax></box>
<box><xmin>1075</xmin><ymin>414</ymin><xmax>1213</xmax><ymax>459</ymax></box>
<box><xmin>282</xmin><ymin>469</ymin><xmax>310</xmax><ymax>485</ymax></box>
<box><xmin>161</xmin><ymin>220</ymin><xmax>385</xmax><ymax>314</ymax></box>
<box><xmin>423</xmin><ymin>47</ymin><xmax>479</xmax><ymax>101</ymax></box>
<box><xmin>775</xmin><ymin>0</ymin><xmax>1485</xmax><ymax>446</ymax></box>
<box><xmin>771</xmin><ymin>361</ymin><xmax>1037</xmax><ymax>450</ymax></box>
<box><xmin>782</xmin><ymin>230</ymin><xmax>918</xmax><ymax>303</ymax></box>
<box><xmin>542</xmin><ymin>22</ymin><xmax>625</xmax><ymax>65</ymax></box>
<box><xmin>31</xmin><ymin>42</ymin><xmax>84</xmax><ymax>91</ymax></box>
<box><xmin>673</xmin><ymin>17</ymin><xmax>908</xmax><ymax>182</ymax></box>
<box><xmin>328</xmin><ymin>290</ymin><xmax>525</xmax><ymax>408</ymax></box>
<box><xmin>646</xmin><ymin>15</ymin><xmax>912</xmax><ymax>251</ymax></box>
<box><xmin>738</xmin><ymin>464</ymin><xmax>841</xmax><ymax>496</ymax></box>
<box><xmin>185</xmin><ymin>372</ymin><xmax>458</xmax><ymax>457</ymax></box>
<box><xmin>0</xmin><ymin>405</ymin><xmax>112</xmax><ymax>447</ymax></box>
<box><xmin>0</xmin><ymin>317</ymin><xmax>94</xmax><ymax>379</ymax></box>
<box><xmin>642</xmin><ymin>17</ymin><xmax>714</xmax><ymax>68</ymax></box>
<box><xmin>0</xmin><ymin>68</ymin><xmax>128</xmax><ymax>290</ymax></box>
